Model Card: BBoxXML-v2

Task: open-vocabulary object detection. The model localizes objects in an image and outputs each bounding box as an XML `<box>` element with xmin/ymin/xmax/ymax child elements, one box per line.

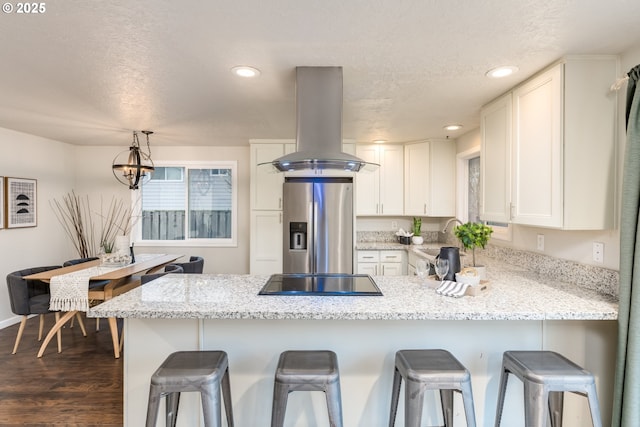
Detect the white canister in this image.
<box><xmin>114</xmin><ymin>235</ymin><xmax>130</xmax><ymax>255</ymax></box>
<box><xmin>411</xmin><ymin>236</ymin><xmax>424</xmax><ymax>245</ymax></box>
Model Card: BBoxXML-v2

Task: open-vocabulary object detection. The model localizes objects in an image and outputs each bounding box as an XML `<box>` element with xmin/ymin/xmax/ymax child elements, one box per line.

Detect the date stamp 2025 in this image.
<box><xmin>2</xmin><ymin>2</ymin><xmax>46</xmax><ymax>14</ymax></box>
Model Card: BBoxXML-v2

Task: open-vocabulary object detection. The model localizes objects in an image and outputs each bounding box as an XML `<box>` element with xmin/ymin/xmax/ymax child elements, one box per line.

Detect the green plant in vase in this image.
<box><xmin>101</xmin><ymin>240</ymin><xmax>114</xmax><ymax>254</ymax></box>
<box><xmin>453</xmin><ymin>222</ymin><xmax>493</xmax><ymax>267</ymax></box>
<box><xmin>411</xmin><ymin>217</ymin><xmax>423</xmax><ymax>244</ymax></box>
<box><xmin>412</xmin><ymin>217</ymin><xmax>422</xmax><ymax>236</ymax></box>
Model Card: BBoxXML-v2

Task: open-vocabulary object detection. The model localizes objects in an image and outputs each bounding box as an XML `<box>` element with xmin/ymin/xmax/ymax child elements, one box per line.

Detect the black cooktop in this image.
<box><xmin>259</xmin><ymin>274</ymin><xmax>383</xmax><ymax>296</ymax></box>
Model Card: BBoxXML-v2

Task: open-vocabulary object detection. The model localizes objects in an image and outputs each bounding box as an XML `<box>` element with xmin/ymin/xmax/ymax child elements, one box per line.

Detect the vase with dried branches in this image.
<box><xmin>50</xmin><ymin>191</ymin><xmax>135</xmax><ymax>258</ymax></box>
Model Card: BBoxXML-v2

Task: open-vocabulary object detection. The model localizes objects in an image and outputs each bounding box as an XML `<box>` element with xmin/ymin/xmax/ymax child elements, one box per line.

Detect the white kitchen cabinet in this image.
<box><xmin>511</xmin><ymin>64</ymin><xmax>564</xmax><ymax>227</ymax></box>
<box><xmin>250</xmin><ymin>140</ymin><xmax>295</xmax><ymax>210</ymax></box>
<box><xmin>355</xmin><ymin>145</ymin><xmax>403</xmax><ymax>215</ymax></box>
<box><xmin>480</xmin><ymin>93</ymin><xmax>512</xmax><ymax>223</ymax></box>
<box><xmin>250</xmin><ymin>210</ymin><xmax>283</xmax><ymax>274</ymax></box>
<box><xmin>356</xmin><ymin>250</ymin><xmax>406</xmax><ymax>276</ymax></box>
<box><xmin>249</xmin><ymin>140</ymin><xmax>293</xmax><ymax>274</ymax></box>
<box><xmin>480</xmin><ymin>56</ymin><xmax>617</xmax><ymax>230</ymax></box>
<box><xmin>404</xmin><ymin>140</ymin><xmax>456</xmax><ymax>217</ymax></box>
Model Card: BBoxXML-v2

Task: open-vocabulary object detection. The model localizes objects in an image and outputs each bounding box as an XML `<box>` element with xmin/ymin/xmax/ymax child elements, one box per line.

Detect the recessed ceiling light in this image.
<box><xmin>444</xmin><ymin>124</ymin><xmax>463</xmax><ymax>131</ymax></box>
<box><xmin>231</xmin><ymin>66</ymin><xmax>261</xmax><ymax>78</ymax></box>
<box><xmin>486</xmin><ymin>66</ymin><xmax>519</xmax><ymax>78</ymax></box>
<box><xmin>373</xmin><ymin>139</ymin><xmax>386</xmax><ymax>144</ymax></box>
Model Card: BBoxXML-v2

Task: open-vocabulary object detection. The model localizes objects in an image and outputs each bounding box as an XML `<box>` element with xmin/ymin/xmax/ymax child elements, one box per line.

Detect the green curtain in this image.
<box><xmin>613</xmin><ymin>64</ymin><xmax>640</xmax><ymax>426</ymax></box>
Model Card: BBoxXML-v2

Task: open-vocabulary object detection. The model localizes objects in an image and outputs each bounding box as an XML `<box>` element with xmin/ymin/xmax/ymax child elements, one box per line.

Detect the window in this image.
<box><xmin>151</xmin><ymin>167</ymin><xmax>183</xmax><ymax>181</ymax></box>
<box><xmin>134</xmin><ymin>161</ymin><xmax>237</xmax><ymax>247</ymax></box>
<box><xmin>457</xmin><ymin>148</ymin><xmax>511</xmax><ymax>241</ymax></box>
<box><xmin>467</xmin><ymin>156</ymin><xmax>481</xmax><ymax>223</ymax></box>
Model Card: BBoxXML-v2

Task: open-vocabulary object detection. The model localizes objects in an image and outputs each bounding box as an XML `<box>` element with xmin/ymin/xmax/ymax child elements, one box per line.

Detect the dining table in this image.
<box><xmin>24</xmin><ymin>253</ymin><xmax>181</xmax><ymax>358</ymax></box>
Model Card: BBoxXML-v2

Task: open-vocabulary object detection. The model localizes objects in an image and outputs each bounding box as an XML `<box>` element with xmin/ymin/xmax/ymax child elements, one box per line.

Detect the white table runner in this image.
<box><xmin>49</xmin><ymin>254</ymin><xmax>165</xmax><ymax>312</ymax></box>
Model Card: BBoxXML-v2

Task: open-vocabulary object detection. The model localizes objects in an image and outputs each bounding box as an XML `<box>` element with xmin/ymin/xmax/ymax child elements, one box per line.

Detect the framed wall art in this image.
<box><xmin>5</xmin><ymin>177</ymin><xmax>37</xmax><ymax>228</ymax></box>
<box><xmin>0</xmin><ymin>177</ymin><xmax>4</xmax><ymax>230</ymax></box>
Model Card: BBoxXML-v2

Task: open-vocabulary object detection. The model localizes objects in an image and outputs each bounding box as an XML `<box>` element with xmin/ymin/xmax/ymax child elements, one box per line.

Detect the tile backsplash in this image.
<box><xmin>357</xmin><ymin>231</ymin><xmax>440</xmax><ymax>244</ymax></box>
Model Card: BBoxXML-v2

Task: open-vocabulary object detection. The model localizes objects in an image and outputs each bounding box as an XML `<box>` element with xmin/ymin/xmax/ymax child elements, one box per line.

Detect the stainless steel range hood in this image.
<box><xmin>266</xmin><ymin>66</ymin><xmax>378</xmax><ymax>172</ymax></box>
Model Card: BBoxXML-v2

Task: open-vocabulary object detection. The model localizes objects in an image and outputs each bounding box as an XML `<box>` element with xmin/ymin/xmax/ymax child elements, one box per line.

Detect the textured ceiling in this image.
<box><xmin>0</xmin><ymin>0</ymin><xmax>639</xmax><ymax>147</ymax></box>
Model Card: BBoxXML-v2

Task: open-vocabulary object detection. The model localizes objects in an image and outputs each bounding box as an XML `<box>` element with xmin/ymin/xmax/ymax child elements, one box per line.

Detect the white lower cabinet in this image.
<box><xmin>356</xmin><ymin>250</ymin><xmax>406</xmax><ymax>276</ymax></box>
<box><xmin>250</xmin><ymin>211</ymin><xmax>283</xmax><ymax>274</ymax></box>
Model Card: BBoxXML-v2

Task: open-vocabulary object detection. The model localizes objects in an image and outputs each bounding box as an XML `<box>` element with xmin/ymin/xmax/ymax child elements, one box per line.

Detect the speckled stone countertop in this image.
<box><xmin>89</xmin><ymin>258</ymin><xmax>618</xmax><ymax>321</ymax></box>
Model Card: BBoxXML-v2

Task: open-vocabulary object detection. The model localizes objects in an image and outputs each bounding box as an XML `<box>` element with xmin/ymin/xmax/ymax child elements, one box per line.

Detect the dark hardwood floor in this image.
<box><xmin>0</xmin><ymin>313</ymin><xmax>123</xmax><ymax>426</ymax></box>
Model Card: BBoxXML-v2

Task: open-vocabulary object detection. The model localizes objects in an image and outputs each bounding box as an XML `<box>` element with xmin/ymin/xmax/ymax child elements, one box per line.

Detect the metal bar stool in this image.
<box><xmin>494</xmin><ymin>350</ymin><xmax>602</xmax><ymax>427</ymax></box>
<box><xmin>145</xmin><ymin>351</ymin><xmax>234</xmax><ymax>427</ymax></box>
<box><xmin>271</xmin><ymin>350</ymin><xmax>343</xmax><ymax>427</ymax></box>
<box><xmin>389</xmin><ymin>349</ymin><xmax>477</xmax><ymax>427</ymax></box>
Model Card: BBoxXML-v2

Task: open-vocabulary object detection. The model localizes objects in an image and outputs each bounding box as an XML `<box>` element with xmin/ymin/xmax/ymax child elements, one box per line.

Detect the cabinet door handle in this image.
<box><xmin>381</xmin><ymin>204</ymin><xmax>384</xmax><ymax>214</ymax></box>
<box><xmin>279</xmin><ymin>198</ymin><xmax>282</xmax><ymax>209</ymax></box>
<box><xmin>424</xmin><ymin>203</ymin><xmax>427</xmax><ymax>214</ymax></box>
<box><xmin>381</xmin><ymin>265</ymin><xmax>385</xmax><ymax>275</ymax></box>
<box><xmin>362</xmin><ymin>256</ymin><xmax>375</xmax><ymax>259</ymax></box>
<box><xmin>279</xmin><ymin>213</ymin><xmax>282</xmax><ymax>224</ymax></box>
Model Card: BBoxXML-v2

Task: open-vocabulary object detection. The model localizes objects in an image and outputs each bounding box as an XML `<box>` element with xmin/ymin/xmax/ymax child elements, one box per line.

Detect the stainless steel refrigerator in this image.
<box><xmin>283</xmin><ymin>177</ymin><xmax>353</xmax><ymax>274</ymax></box>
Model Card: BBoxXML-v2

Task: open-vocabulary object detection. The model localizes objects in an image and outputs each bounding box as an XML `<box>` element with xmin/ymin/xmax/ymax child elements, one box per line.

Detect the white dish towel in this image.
<box><xmin>435</xmin><ymin>280</ymin><xmax>469</xmax><ymax>298</ymax></box>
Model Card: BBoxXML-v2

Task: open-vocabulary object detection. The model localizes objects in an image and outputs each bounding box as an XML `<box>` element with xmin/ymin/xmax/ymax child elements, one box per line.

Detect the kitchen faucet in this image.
<box><xmin>442</xmin><ymin>218</ymin><xmax>463</xmax><ymax>233</ymax></box>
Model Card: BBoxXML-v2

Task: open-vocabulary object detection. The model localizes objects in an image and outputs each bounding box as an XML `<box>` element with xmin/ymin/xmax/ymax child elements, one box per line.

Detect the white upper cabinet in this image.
<box><xmin>404</xmin><ymin>140</ymin><xmax>456</xmax><ymax>217</ymax></box>
<box><xmin>480</xmin><ymin>56</ymin><xmax>617</xmax><ymax>229</ymax></box>
<box><xmin>356</xmin><ymin>145</ymin><xmax>404</xmax><ymax>215</ymax></box>
<box><xmin>511</xmin><ymin>64</ymin><xmax>563</xmax><ymax>227</ymax></box>
<box><xmin>480</xmin><ymin>93</ymin><xmax>512</xmax><ymax>223</ymax></box>
<box><xmin>249</xmin><ymin>140</ymin><xmax>295</xmax><ymax>210</ymax></box>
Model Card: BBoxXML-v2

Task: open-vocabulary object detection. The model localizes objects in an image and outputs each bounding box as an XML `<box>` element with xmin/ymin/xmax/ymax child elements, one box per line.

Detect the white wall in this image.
<box><xmin>0</xmin><ymin>128</ymin><xmax>76</xmax><ymax>328</ymax></box>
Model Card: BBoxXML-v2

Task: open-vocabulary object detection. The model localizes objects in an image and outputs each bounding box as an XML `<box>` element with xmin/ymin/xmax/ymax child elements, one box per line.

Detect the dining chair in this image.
<box><xmin>6</xmin><ymin>266</ymin><xmax>86</xmax><ymax>354</ymax></box>
<box><xmin>167</xmin><ymin>256</ymin><xmax>204</xmax><ymax>273</ymax></box>
<box><xmin>141</xmin><ymin>264</ymin><xmax>184</xmax><ymax>285</ymax></box>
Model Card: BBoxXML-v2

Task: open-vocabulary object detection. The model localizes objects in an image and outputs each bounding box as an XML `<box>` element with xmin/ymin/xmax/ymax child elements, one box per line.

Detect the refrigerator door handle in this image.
<box><xmin>312</xmin><ymin>201</ymin><xmax>318</xmax><ymax>273</ymax></box>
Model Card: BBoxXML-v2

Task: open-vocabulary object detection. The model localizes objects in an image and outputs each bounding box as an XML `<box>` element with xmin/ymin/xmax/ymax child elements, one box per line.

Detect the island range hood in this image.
<box><xmin>265</xmin><ymin>66</ymin><xmax>379</xmax><ymax>172</ymax></box>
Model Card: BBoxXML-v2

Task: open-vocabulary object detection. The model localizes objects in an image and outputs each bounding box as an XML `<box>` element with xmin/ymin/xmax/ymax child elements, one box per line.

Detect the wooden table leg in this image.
<box><xmin>38</xmin><ymin>311</ymin><xmax>76</xmax><ymax>358</ymax></box>
<box><xmin>54</xmin><ymin>312</ymin><xmax>62</xmax><ymax>353</ymax></box>
<box><xmin>74</xmin><ymin>312</ymin><xmax>87</xmax><ymax>337</ymax></box>
<box><xmin>108</xmin><ymin>317</ymin><xmax>121</xmax><ymax>359</ymax></box>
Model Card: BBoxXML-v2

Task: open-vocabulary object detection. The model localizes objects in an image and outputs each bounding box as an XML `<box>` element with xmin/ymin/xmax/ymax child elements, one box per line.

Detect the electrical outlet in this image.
<box><xmin>391</xmin><ymin>221</ymin><xmax>398</xmax><ymax>230</ymax></box>
<box><xmin>593</xmin><ymin>242</ymin><xmax>604</xmax><ymax>263</ymax></box>
<box><xmin>537</xmin><ymin>234</ymin><xmax>544</xmax><ymax>251</ymax></box>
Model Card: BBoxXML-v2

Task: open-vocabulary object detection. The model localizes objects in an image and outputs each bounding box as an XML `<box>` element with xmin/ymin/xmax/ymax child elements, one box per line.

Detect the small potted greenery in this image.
<box><xmin>453</xmin><ymin>221</ymin><xmax>493</xmax><ymax>268</ymax></box>
<box><xmin>411</xmin><ymin>217</ymin><xmax>423</xmax><ymax>245</ymax></box>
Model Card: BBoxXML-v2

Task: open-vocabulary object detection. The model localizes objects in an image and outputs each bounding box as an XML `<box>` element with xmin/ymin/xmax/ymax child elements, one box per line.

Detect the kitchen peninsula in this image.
<box><xmin>91</xmin><ymin>258</ymin><xmax>617</xmax><ymax>426</ymax></box>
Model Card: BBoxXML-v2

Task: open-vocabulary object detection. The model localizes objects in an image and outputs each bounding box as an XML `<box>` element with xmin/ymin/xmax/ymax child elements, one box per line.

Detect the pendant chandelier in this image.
<box><xmin>112</xmin><ymin>130</ymin><xmax>155</xmax><ymax>190</ymax></box>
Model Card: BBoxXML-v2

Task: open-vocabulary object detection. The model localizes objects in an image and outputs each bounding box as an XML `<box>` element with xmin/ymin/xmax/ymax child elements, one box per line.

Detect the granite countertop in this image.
<box><xmin>89</xmin><ymin>258</ymin><xmax>618</xmax><ymax>321</ymax></box>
